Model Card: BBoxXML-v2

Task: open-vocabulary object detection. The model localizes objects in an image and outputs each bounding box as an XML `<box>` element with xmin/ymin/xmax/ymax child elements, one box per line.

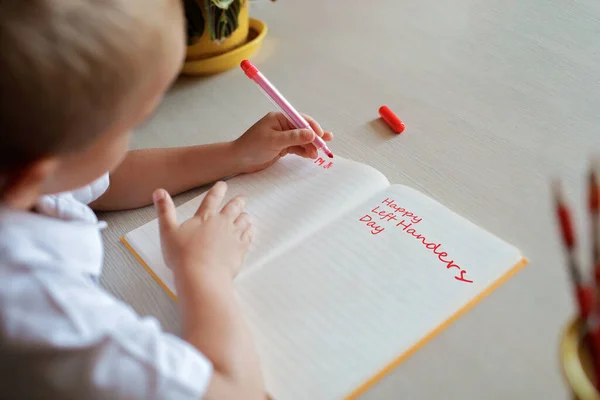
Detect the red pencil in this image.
<box><xmin>554</xmin><ymin>180</ymin><xmax>593</xmax><ymax>318</ymax></box>
<box><xmin>587</xmin><ymin>166</ymin><xmax>600</xmax><ymax>391</ymax></box>
<box><xmin>555</xmin><ymin>176</ymin><xmax>600</xmax><ymax>389</ymax></box>
<box><xmin>590</xmin><ymin>168</ymin><xmax>600</xmax><ymax>286</ymax></box>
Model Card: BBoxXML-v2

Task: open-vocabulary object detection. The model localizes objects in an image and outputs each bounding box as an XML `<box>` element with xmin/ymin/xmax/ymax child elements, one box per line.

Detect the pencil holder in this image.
<box><xmin>561</xmin><ymin>317</ymin><xmax>600</xmax><ymax>399</ymax></box>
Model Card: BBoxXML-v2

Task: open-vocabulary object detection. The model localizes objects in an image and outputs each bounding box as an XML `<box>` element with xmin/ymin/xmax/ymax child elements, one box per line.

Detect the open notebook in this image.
<box><xmin>122</xmin><ymin>155</ymin><xmax>527</xmax><ymax>400</ymax></box>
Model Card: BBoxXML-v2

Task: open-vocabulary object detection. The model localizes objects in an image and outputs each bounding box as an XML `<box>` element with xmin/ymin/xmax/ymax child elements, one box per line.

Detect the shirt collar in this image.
<box><xmin>0</xmin><ymin>204</ymin><xmax>105</xmax><ymax>277</ymax></box>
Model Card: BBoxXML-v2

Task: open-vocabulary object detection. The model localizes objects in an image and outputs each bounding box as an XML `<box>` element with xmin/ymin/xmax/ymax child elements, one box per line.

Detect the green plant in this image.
<box><xmin>184</xmin><ymin>0</ymin><xmax>244</xmax><ymax>45</ymax></box>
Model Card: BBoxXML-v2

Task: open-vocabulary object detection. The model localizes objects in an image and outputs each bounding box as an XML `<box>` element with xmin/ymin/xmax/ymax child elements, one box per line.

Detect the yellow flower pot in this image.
<box><xmin>560</xmin><ymin>317</ymin><xmax>600</xmax><ymax>400</ymax></box>
<box><xmin>181</xmin><ymin>18</ymin><xmax>267</xmax><ymax>76</ymax></box>
<box><xmin>185</xmin><ymin>0</ymin><xmax>250</xmax><ymax>61</ymax></box>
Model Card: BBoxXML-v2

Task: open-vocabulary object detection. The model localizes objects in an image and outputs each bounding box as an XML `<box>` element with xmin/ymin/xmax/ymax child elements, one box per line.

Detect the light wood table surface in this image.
<box><xmin>98</xmin><ymin>0</ymin><xmax>600</xmax><ymax>398</ymax></box>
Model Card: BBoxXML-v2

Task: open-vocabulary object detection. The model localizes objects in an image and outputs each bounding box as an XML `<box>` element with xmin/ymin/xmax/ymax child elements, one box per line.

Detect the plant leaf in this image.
<box><xmin>203</xmin><ymin>0</ymin><xmax>216</xmax><ymax>41</ymax></box>
<box><xmin>204</xmin><ymin>0</ymin><xmax>242</xmax><ymax>42</ymax></box>
<box><xmin>210</xmin><ymin>0</ymin><xmax>235</xmax><ymax>9</ymax></box>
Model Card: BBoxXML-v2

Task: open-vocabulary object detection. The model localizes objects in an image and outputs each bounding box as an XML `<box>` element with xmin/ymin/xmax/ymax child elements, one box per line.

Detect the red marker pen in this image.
<box><xmin>241</xmin><ymin>60</ymin><xmax>334</xmax><ymax>158</ymax></box>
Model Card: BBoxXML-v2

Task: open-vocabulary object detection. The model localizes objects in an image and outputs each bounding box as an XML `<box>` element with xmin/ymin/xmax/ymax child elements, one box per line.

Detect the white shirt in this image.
<box><xmin>0</xmin><ymin>174</ymin><xmax>213</xmax><ymax>400</ymax></box>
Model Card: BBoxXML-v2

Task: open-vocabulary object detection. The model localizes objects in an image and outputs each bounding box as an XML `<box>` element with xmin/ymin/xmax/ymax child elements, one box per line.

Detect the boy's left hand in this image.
<box><xmin>232</xmin><ymin>112</ymin><xmax>334</xmax><ymax>174</ymax></box>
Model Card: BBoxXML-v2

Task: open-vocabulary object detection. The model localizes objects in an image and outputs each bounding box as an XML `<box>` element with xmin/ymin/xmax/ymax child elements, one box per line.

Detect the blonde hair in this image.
<box><xmin>0</xmin><ymin>0</ymin><xmax>183</xmax><ymax>174</ymax></box>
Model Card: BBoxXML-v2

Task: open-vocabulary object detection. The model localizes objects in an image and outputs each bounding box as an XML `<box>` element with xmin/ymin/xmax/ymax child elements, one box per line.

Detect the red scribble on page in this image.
<box><xmin>314</xmin><ymin>157</ymin><xmax>334</xmax><ymax>169</ymax></box>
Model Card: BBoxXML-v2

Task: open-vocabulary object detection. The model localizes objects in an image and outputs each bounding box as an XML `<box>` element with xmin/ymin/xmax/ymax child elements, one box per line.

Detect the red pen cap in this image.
<box><xmin>241</xmin><ymin>60</ymin><xmax>259</xmax><ymax>79</ymax></box>
<box><xmin>379</xmin><ymin>105</ymin><xmax>405</xmax><ymax>134</ymax></box>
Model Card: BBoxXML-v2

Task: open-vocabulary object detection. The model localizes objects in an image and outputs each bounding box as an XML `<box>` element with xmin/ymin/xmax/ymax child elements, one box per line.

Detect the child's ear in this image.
<box><xmin>1</xmin><ymin>158</ymin><xmax>59</xmax><ymax>209</ymax></box>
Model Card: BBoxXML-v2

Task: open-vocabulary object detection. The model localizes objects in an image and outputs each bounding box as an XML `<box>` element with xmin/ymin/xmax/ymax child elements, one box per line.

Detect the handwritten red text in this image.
<box><xmin>367</xmin><ymin>197</ymin><xmax>474</xmax><ymax>284</ymax></box>
<box><xmin>381</xmin><ymin>198</ymin><xmax>422</xmax><ymax>224</ymax></box>
<box><xmin>359</xmin><ymin>215</ymin><xmax>385</xmax><ymax>235</ymax></box>
<box><xmin>370</xmin><ymin>206</ymin><xmax>398</xmax><ymax>222</ymax></box>
<box><xmin>395</xmin><ymin>218</ymin><xmax>473</xmax><ymax>283</ymax></box>
<box><xmin>314</xmin><ymin>157</ymin><xmax>333</xmax><ymax>169</ymax></box>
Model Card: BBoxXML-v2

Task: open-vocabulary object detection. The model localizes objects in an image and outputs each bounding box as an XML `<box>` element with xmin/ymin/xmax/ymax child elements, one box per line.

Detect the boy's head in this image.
<box><xmin>0</xmin><ymin>0</ymin><xmax>185</xmax><ymax>208</ymax></box>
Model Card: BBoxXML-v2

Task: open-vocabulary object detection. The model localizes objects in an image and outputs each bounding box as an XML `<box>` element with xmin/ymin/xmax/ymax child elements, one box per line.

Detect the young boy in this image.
<box><xmin>0</xmin><ymin>1</ymin><xmax>333</xmax><ymax>399</ymax></box>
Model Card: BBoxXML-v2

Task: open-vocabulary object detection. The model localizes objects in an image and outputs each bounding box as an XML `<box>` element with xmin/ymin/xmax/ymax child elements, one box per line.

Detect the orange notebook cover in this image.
<box><xmin>122</xmin><ymin>155</ymin><xmax>528</xmax><ymax>399</ymax></box>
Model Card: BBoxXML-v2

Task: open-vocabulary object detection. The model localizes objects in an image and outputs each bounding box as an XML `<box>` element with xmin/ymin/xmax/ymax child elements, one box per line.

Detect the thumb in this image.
<box><xmin>153</xmin><ymin>189</ymin><xmax>178</xmax><ymax>238</ymax></box>
<box><xmin>275</xmin><ymin>128</ymin><xmax>315</xmax><ymax>148</ymax></box>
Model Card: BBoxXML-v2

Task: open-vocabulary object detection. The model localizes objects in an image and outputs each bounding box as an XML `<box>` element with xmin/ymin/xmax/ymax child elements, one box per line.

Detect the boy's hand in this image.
<box><xmin>232</xmin><ymin>112</ymin><xmax>334</xmax><ymax>174</ymax></box>
<box><xmin>153</xmin><ymin>182</ymin><xmax>253</xmax><ymax>281</ymax></box>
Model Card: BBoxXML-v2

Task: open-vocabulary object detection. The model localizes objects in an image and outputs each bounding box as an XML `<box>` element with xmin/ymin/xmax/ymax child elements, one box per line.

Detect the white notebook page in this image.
<box><xmin>124</xmin><ymin>155</ymin><xmax>389</xmax><ymax>294</ymax></box>
<box><xmin>235</xmin><ymin>184</ymin><xmax>524</xmax><ymax>400</ymax></box>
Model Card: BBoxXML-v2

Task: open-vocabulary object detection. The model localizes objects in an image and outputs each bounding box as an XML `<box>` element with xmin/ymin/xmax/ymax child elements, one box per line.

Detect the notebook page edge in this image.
<box><xmin>343</xmin><ymin>256</ymin><xmax>528</xmax><ymax>399</ymax></box>
<box><xmin>121</xmin><ymin>235</ymin><xmax>178</xmax><ymax>301</ymax></box>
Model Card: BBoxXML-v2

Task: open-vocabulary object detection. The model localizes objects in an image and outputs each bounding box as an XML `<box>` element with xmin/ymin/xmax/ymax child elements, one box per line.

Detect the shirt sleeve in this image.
<box><xmin>70</xmin><ymin>172</ymin><xmax>110</xmax><ymax>205</ymax></box>
<box><xmin>0</xmin><ymin>271</ymin><xmax>213</xmax><ymax>400</ymax></box>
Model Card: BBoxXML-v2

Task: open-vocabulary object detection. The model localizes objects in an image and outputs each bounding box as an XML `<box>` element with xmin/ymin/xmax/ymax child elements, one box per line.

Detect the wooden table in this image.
<box><xmin>98</xmin><ymin>0</ymin><xmax>600</xmax><ymax>398</ymax></box>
